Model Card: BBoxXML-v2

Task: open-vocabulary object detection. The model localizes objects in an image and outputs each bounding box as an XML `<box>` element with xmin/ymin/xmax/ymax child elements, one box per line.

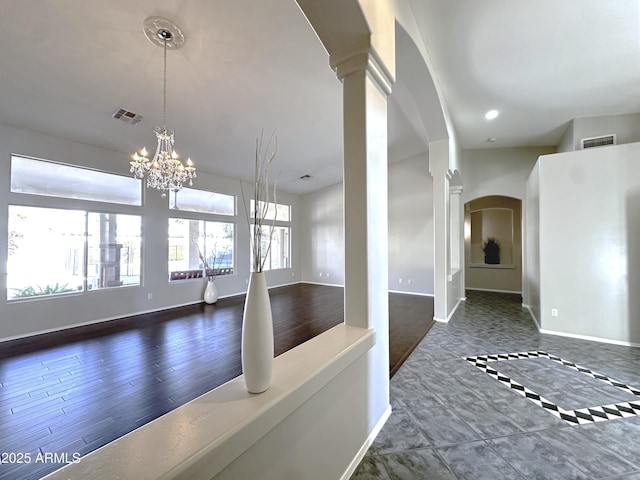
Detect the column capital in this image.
<box><xmin>330</xmin><ymin>38</ymin><xmax>394</xmax><ymax>96</ymax></box>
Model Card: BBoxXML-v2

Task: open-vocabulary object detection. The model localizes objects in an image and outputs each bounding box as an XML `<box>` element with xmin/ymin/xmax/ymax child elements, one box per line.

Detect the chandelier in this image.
<box><xmin>130</xmin><ymin>17</ymin><xmax>196</xmax><ymax>196</ymax></box>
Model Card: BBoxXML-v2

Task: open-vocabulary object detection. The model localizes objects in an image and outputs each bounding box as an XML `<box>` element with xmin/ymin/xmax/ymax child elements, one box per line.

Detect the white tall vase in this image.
<box><xmin>204</xmin><ymin>279</ymin><xmax>218</xmax><ymax>304</ymax></box>
<box><xmin>241</xmin><ymin>272</ymin><xmax>274</xmax><ymax>393</ymax></box>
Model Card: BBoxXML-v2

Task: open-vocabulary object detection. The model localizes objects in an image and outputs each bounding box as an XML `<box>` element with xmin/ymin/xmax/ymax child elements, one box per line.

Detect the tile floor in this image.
<box><xmin>352</xmin><ymin>291</ymin><xmax>640</xmax><ymax>480</ymax></box>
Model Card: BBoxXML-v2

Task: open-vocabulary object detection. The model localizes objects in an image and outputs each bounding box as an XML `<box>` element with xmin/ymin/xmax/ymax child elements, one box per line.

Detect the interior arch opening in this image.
<box><xmin>464</xmin><ymin>195</ymin><xmax>522</xmax><ymax>294</ymax></box>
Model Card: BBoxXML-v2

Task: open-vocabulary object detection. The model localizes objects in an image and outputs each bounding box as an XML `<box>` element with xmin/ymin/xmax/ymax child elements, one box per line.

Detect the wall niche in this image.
<box><xmin>469</xmin><ymin>207</ymin><xmax>514</xmax><ymax>266</ymax></box>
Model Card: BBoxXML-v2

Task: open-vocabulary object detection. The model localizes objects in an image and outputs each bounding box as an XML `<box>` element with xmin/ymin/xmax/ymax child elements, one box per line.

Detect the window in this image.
<box><xmin>249</xmin><ymin>200</ymin><xmax>291</xmax><ymax>272</ymax></box>
<box><xmin>168</xmin><ymin>218</ymin><xmax>234</xmax><ymax>281</ymax></box>
<box><xmin>7</xmin><ymin>206</ymin><xmax>141</xmax><ymax>300</ymax></box>
<box><xmin>87</xmin><ymin>213</ymin><xmax>141</xmax><ymax>289</ymax></box>
<box><xmin>8</xmin><ymin>206</ymin><xmax>85</xmax><ymax>299</ymax></box>
<box><xmin>249</xmin><ymin>200</ymin><xmax>290</xmax><ymax>222</ymax></box>
<box><xmin>251</xmin><ymin>225</ymin><xmax>290</xmax><ymax>271</ymax></box>
<box><xmin>170</xmin><ymin>187</ymin><xmax>235</xmax><ymax>216</ymax></box>
<box><xmin>11</xmin><ymin>155</ymin><xmax>142</xmax><ymax>206</ymax></box>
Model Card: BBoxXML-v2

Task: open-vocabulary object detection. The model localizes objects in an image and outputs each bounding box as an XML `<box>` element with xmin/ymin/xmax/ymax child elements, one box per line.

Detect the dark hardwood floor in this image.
<box><xmin>389</xmin><ymin>291</ymin><xmax>434</xmax><ymax>377</ymax></box>
<box><xmin>0</xmin><ymin>284</ymin><xmax>433</xmax><ymax>480</ymax></box>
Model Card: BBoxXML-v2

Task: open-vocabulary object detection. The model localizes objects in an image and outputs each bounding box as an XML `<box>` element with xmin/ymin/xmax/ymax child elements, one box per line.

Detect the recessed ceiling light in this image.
<box><xmin>486</xmin><ymin>137</ymin><xmax>497</xmax><ymax>143</ymax></box>
<box><xmin>485</xmin><ymin>110</ymin><xmax>499</xmax><ymax>120</ymax></box>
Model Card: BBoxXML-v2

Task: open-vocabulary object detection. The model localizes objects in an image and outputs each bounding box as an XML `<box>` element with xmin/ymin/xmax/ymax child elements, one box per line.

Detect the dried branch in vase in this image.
<box><xmin>191</xmin><ymin>237</ymin><xmax>229</xmax><ymax>280</ymax></box>
<box><xmin>241</xmin><ymin>130</ymin><xmax>279</xmax><ymax>273</ymax></box>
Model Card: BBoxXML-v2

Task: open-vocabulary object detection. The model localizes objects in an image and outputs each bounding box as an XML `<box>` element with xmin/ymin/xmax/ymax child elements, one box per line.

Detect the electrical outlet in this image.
<box><xmin>398</xmin><ymin>278</ymin><xmax>403</xmax><ymax>284</ymax></box>
<box><xmin>148</xmin><ymin>293</ymin><xmax>153</xmax><ymax>300</ymax></box>
<box><xmin>326</xmin><ymin>273</ymin><xmax>330</xmax><ymax>278</ymax></box>
<box><xmin>551</xmin><ymin>308</ymin><xmax>558</xmax><ymax>317</ymax></box>
<box><xmin>319</xmin><ymin>272</ymin><xmax>323</xmax><ymax>277</ymax></box>
<box><xmin>407</xmin><ymin>279</ymin><xmax>412</xmax><ymax>285</ymax></box>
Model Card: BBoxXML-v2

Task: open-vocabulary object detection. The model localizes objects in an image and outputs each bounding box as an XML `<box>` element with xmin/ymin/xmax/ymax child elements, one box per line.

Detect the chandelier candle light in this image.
<box><xmin>130</xmin><ymin>17</ymin><xmax>196</xmax><ymax>196</ymax></box>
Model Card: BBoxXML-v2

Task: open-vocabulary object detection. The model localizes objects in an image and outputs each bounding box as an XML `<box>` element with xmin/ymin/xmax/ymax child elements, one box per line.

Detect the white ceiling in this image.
<box><xmin>410</xmin><ymin>0</ymin><xmax>640</xmax><ymax>149</ymax></box>
<box><xmin>1</xmin><ymin>1</ymin><xmax>639</xmax><ymax>194</ymax></box>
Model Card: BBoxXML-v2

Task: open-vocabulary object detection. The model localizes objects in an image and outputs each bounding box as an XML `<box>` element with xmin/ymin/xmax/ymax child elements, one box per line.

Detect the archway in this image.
<box><xmin>464</xmin><ymin>195</ymin><xmax>522</xmax><ymax>293</ymax></box>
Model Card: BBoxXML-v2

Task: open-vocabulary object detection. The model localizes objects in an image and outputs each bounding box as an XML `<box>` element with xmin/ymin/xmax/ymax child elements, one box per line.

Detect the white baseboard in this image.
<box><xmin>433</xmin><ymin>296</ymin><xmax>465</xmax><ymax>323</ymax></box>
<box><xmin>340</xmin><ymin>404</ymin><xmax>392</xmax><ymax>480</ymax></box>
<box><xmin>466</xmin><ymin>287</ymin><xmax>522</xmax><ymax>294</ymax></box>
<box><xmin>302</xmin><ymin>282</ymin><xmax>434</xmax><ymax>298</ymax></box>
<box><xmin>388</xmin><ymin>290</ymin><xmax>434</xmax><ymax>297</ymax></box>
<box><xmin>300</xmin><ymin>280</ymin><xmax>343</xmax><ymax>287</ymax></box>
<box><xmin>449</xmin><ymin>297</ymin><xmax>464</xmax><ymax>320</ymax></box>
<box><xmin>523</xmin><ymin>304</ymin><xmax>541</xmax><ymax>330</ymax></box>
<box><xmin>523</xmin><ymin>303</ymin><xmax>640</xmax><ymax>348</ymax></box>
<box><xmin>539</xmin><ymin>328</ymin><xmax>640</xmax><ymax>349</ymax></box>
<box><xmin>0</xmin><ymin>299</ymin><xmax>205</xmax><ymax>343</ymax></box>
<box><xmin>0</xmin><ymin>281</ymin><xmax>310</xmax><ymax>343</ymax></box>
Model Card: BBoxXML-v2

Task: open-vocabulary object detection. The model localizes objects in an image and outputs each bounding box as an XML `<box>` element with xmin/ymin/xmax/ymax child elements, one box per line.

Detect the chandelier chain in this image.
<box><xmin>162</xmin><ymin>37</ymin><xmax>167</xmax><ymax>127</ymax></box>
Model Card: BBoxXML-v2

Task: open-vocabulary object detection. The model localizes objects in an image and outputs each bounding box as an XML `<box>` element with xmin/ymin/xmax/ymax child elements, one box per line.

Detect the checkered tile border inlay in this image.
<box><xmin>465</xmin><ymin>350</ymin><xmax>640</xmax><ymax>425</ymax></box>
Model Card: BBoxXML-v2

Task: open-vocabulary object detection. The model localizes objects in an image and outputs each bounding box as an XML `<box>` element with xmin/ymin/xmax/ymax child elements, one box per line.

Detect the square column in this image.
<box><xmin>343</xmin><ymin>72</ymin><xmax>388</xmax><ymax>330</ymax></box>
<box><xmin>334</xmin><ymin>46</ymin><xmax>394</xmax><ymax>422</ymax></box>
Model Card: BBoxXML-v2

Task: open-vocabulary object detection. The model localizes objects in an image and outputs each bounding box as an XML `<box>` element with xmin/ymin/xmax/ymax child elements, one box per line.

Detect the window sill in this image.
<box><xmin>253</xmin><ymin>267</ymin><xmax>291</xmax><ymax>273</ymax></box>
<box><xmin>169</xmin><ymin>269</ymin><xmax>235</xmax><ymax>282</ymax></box>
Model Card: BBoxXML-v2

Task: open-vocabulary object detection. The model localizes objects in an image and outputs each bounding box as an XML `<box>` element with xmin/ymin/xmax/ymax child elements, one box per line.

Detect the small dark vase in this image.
<box><xmin>483</xmin><ymin>239</ymin><xmax>500</xmax><ymax>265</ymax></box>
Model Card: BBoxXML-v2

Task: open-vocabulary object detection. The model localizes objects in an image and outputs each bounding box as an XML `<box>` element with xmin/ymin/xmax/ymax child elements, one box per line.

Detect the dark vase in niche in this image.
<box><xmin>483</xmin><ymin>238</ymin><xmax>500</xmax><ymax>265</ymax></box>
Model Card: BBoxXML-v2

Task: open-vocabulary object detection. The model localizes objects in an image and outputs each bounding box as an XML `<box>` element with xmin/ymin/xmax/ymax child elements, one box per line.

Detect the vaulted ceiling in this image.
<box><xmin>1</xmin><ymin>1</ymin><xmax>638</xmax><ymax>194</ymax></box>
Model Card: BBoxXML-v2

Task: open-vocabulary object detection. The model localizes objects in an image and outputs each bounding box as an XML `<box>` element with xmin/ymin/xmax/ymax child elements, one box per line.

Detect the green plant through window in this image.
<box><xmin>12</xmin><ymin>283</ymin><xmax>78</xmax><ymax>298</ymax></box>
<box><xmin>7</xmin><ymin>206</ymin><xmax>141</xmax><ymax>300</ymax></box>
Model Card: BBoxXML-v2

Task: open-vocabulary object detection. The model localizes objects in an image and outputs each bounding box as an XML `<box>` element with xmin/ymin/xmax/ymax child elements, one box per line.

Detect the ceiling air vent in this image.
<box><xmin>112</xmin><ymin>108</ymin><xmax>143</xmax><ymax>125</ymax></box>
<box><xmin>581</xmin><ymin>134</ymin><xmax>616</xmax><ymax>149</ymax></box>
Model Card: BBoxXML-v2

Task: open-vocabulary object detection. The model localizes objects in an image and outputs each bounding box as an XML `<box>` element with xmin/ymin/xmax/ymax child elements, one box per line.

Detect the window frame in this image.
<box><xmin>10</xmin><ymin>154</ymin><xmax>143</xmax><ymax>206</ymax></box>
<box><xmin>7</xmin><ymin>204</ymin><xmax>143</xmax><ymax>301</ymax></box>
<box><xmin>8</xmin><ymin>154</ymin><xmax>145</xmax><ymax>301</ymax></box>
<box><xmin>167</xmin><ymin>210</ymin><xmax>237</xmax><ymax>283</ymax></box>
<box><xmin>169</xmin><ymin>187</ymin><xmax>236</xmax><ymax>216</ymax></box>
<box><xmin>249</xmin><ymin>200</ymin><xmax>292</xmax><ymax>272</ymax></box>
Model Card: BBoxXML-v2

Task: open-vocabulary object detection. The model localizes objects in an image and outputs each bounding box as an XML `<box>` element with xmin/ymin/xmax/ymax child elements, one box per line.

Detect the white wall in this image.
<box><xmin>558</xmin><ymin>113</ymin><xmax>640</xmax><ymax>152</ymax></box>
<box><xmin>535</xmin><ymin>142</ymin><xmax>640</xmax><ymax>345</ymax></box>
<box><xmin>300</xmin><ymin>153</ymin><xmax>434</xmax><ymax>295</ymax></box>
<box><xmin>214</xmin><ymin>349</ymin><xmax>375</xmax><ymax>480</ymax></box>
<box><xmin>0</xmin><ymin>122</ymin><xmax>301</xmax><ymax>341</ymax></box>
<box><xmin>388</xmin><ymin>153</ymin><xmax>433</xmax><ymax>294</ymax></box>
<box><xmin>461</xmin><ymin>147</ymin><xmax>556</xmax><ymax>203</ymax></box>
<box><xmin>557</xmin><ymin>120</ymin><xmax>574</xmax><ymax>153</ymax></box>
<box><xmin>524</xmin><ymin>163</ymin><xmax>541</xmax><ymax>323</ymax></box>
<box><xmin>461</xmin><ymin>147</ymin><xmax>554</xmax><ymax>294</ymax></box>
<box><xmin>300</xmin><ymin>182</ymin><xmax>344</xmax><ymax>286</ymax></box>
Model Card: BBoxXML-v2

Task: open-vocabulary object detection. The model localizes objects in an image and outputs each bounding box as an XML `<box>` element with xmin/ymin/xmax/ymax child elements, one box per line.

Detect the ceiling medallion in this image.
<box><xmin>143</xmin><ymin>16</ymin><xmax>185</xmax><ymax>50</ymax></box>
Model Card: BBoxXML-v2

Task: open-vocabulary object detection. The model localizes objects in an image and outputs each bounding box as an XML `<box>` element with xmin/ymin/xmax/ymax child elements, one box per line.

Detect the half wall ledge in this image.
<box><xmin>44</xmin><ymin>324</ymin><xmax>376</xmax><ymax>480</ymax></box>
